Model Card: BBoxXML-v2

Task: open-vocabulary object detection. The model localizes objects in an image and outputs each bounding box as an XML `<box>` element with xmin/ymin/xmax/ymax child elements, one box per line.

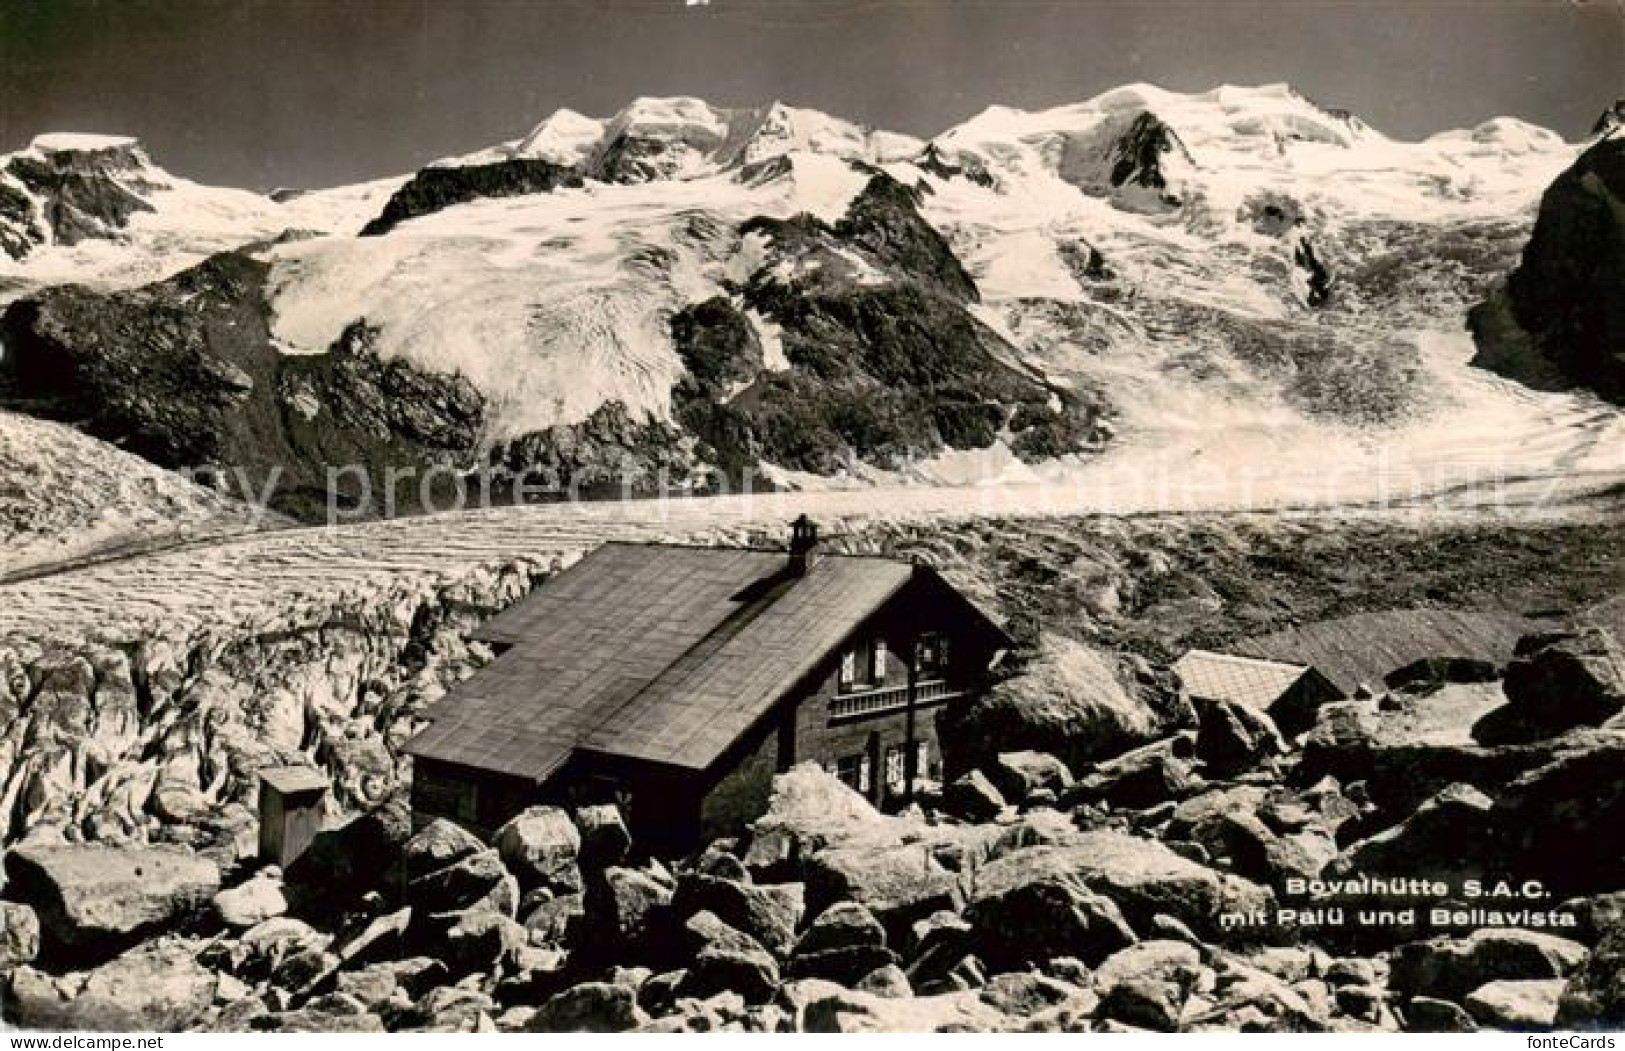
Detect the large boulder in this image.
<box><xmin>405</xmin><ymin>848</ymin><xmax>518</xmax><ymax>917</ymax></box>
<box><xmin>213</xmin><ymin>869</ymin><xmax>291</xmax><ymax>929</ymax></box>
<box><xmin>574</xmin><ymin>805</ymin><xmax>632</xmax><ymax>870</ymax></box>
<box><xmin>4</xmin><ymin>844</ymin><xmax>219</xmax><ymax>962</ymax></box>
<box><xmin>400</xmin><ymin>819</ymin><xmax>484</xmax><ymax>884</ymax></box>
<box><xmin>223</xmin><ymin>916</ymin><xmax>332</xmax><ymax>983</ymax></box>
<box><xmin>804</xmin><ymin>843</ymin><xmax>963</xmax><ymax>936</ymax></box>
<box><xmin>259</xmin><ymin>1003</ymin><xmax>386</xmax><ymax>1032</ymax></box>
<box><xmin>1236</xmin><ymin>816</ymin><xmax>1334</xmax><ymax>888</ymax></box>
<box><xmin>332</xmin><ymin>906</ymin><xmax>413</xmax><ymax>969</ymax></box>
<box><xmin>936</xmin><ymin>638</ymin><xmax>1159</xmax><ymax>777</ymax></box>
<box><xmin>0</xmin><ymin>901</ymin><xmax>41</xmax><ymax>968</ymax></box>
<box><xmin>1171</xmin><ymin>781</ymin><xmax>1360</xmax><ymax>873</ymax></box>
<box><xmin>494</xmin><ymin>807</ymin><xmax>582</xmax><ymax>894</ymax></box>
<box><xmin>989</xmin><ymin>751</ymin><xmax>1075</xmax><ymax>804</ymax></box>
<box><xmin>1328</xmin><ymin>783</ymin><xmax>1496</xmax><ymax>885</ymax></box>
<box><xmin>793</xmin><ymin>979</ymin><xmax>1014</xmax><ymax>1032</ymax></box>
<box><xmin>1166</xmin><ymin>785</ymin><xmax>1271</xmax><ymax>842</ymax></box>
<box><xmin>1492</xmin><ymin>735</ymin><xmax>1625</xmax><ymax>896</ymax></box>
<box><xmin>940</xmin><ymin>771</ymin><xmax>1006</xmax><ymax>823</ymax></box>
<box><xmin>1097</xmin><ymin>976</ymin><xmax>1184</xmax><ymax>1031</ymax></box>
<box><xmin>1067</xmin><ymin>735</ymin><xmax>1201</xmax><ymax>811</ymax></box>
<box><xmin>1094</xmin><ymin>939</ymin><xmax>1203</xmax><ymax>992</ymax></box>
<box><xmin>1556</xmin><ymin>921</ymin><xmax>1625</xmax><ymax>1028</ymax></box>
<box><xmin>1299</xmin><ymin>687</ymin><xmax>1582</xmax><ymax>818</ymax></box>
<box><xmin>1464</xmin><ymin>978</ymin><xmax>1564</xmax><ymax>1031</ymax></box>
<box><xmin>796</xmin><ymin>901</ymin><xmax>888</xmax><ymax>956</ymax></box>
<box><xmin>787</xmin><ymin>901</ymin><xmax>897</xmax><ymax>985</ymax></box>
<box><xmin>439</xmin><ymin>909</ymin><xmax>527</xmax><ymax>977</ymax></box>
<box><xmin>1405</xmin><ymin>996</ymin><xmax>1480</xmax><ymax>1032</ymax></box>
<box><xmin>978</xmin><ymin>971</ymin><xmax>1083</xmax><ymax>1018</ymax></box>
<box><xmin>676</xmin><ymin>912</ymin><xmax>782</xmax><ymax>1004</ymax></box>
<box><xmin>582</xmin><ymin>866</ymin><xmax>674</xmax><ymax>958</ymax></box>
<box><xmin>1500</xmin><ymin>630</ymin><xmax>1625</xmax><ymax>736</ymax></box>
<box><xmin>964</xmin><ymin>850</ymin><xmax>1137</xmax><ymax>968</ymax></box>
<box><xmin>270</xmin><ymin>945</ymin><xmax>340</xmax><ymax>998</ymax></box>
<box><xmin>1260</xmin><ymin>778</ymin><xmax>1364</xmax><ymax>842</ymax></box>
<box><xmin>749</xmin><ymin>764</ymin><xmax>895</xmax><ymax>859</ymax></box>
<box><xmin>4</xmin><ymin>940</ymin><xmax>217</xmax><ymax>1030</ymax></box>
<box><xmin>1193</xmin><ymin>696</ymin><xmax>1285</xmax><ymax>777</ymax></box>
<box><xmin>523</xmin><ymin>891</ymin><xmax>586</xmax><ymax>945</ymax></box>
<box><xmin>977</xmin><ymin>835</ymin><xmax>1274</xmax><ymax>943</ymax></box>
<box><xmin>1391</xmin><ymin>929</ymin><xmax>1587</xmax><ymax>1001</ymax></box>
<box><xmin>671</xmin><ymin>873</ymin><xmax>804</xmax><ymax>957</ymax></box>
<box><xmin>284</xmin><ymin>796</ymin><xmax>413</xmax><ymax>906</ymax></box>
<box><xmin>1195</xmin><ymin>957</ymin><xmax>1327</xmax><ymax>1032</ymax></box>
<box><xmin>406</xmin><ymin>985</ymin><xmax>498</xmax><ymax>1032</ymax></box>
<box><xmin>528</xmin><ymin>981</ymin><xmax>649</xmax><ymax>1032</ymax></box>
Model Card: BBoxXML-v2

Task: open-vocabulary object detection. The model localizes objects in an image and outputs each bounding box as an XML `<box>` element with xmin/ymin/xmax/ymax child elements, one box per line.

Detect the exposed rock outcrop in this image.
<box><xmin>0</xmin><ymin>260</ymin><xmax>487</xmax><ymax>522</ymax></box>
<box><xmin>360</xmin><ymin>158</ymin><xmax>583</xmax><ymax>236</ymax></box>
<box><xmin>1469</xmin><ymin>137</ymin><xmax>1625</xmax><ymax>403</ymax></box>
<box><xmin>675</xmin><ymin>173</ymin><xmax>1101</xmax><ymax>481</ymax></box>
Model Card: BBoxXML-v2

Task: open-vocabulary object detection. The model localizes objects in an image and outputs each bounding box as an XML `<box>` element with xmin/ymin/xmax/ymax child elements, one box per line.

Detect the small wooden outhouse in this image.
<box><xmin>258</xmin><ymin>766</ymin><xmax>329</xmax><ymax>867</ymax></box>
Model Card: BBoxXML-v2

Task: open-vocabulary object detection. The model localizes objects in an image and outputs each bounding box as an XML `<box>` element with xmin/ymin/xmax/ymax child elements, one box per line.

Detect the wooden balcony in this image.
<box><xmin>829</xmin><ymin>678</ymin><xmax>963</xmax><ymax>722</ymax></box>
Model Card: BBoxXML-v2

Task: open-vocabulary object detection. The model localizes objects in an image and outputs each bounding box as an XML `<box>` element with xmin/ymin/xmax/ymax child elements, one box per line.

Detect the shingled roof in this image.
<box><xmin>1172</xmin><ymin>649</ymin><xmax>1315</xmax><ymax>711</ymax></box>
<box><xmin>405</xmin><ymin>541</ymin><xmax>979</xmax><ymax>777</ymax></box>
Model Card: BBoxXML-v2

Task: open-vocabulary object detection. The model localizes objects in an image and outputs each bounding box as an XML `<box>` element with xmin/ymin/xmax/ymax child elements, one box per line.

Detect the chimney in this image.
<box><xmin>787</xmin><ymin>514</ymin><xmax>821</xmax><ymax>576</ymax></box>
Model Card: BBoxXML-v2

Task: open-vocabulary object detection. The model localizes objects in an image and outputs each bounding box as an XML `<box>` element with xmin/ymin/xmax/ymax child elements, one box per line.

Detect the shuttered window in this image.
<box><xmin>839</xmin><ymin>650</ymin><xmax>857</xmax><ymax>688</ymax></box>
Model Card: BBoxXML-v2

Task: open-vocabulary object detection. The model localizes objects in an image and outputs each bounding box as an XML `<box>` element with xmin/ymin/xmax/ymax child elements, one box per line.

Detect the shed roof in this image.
<box><xmin>406</xmin><ymin>541</ymin><xmax>982</xmax><ymax>776</ymax></box>
<box><xmin>1173</xmin><ymin>649</ymin><xmax>1311</xmax><ymax>710</ymax></box>
<box><xmin>258</xmin><ymin>766</ymin><xmax>329</xmax><ymax>795</ymax></box>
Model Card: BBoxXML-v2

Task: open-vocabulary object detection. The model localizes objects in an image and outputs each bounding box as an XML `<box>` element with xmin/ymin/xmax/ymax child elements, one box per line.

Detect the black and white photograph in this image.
<box><xmin>0</xmin><ymin>0</ymin><xmax>1621</xmax><ymax>1036</ymax></box>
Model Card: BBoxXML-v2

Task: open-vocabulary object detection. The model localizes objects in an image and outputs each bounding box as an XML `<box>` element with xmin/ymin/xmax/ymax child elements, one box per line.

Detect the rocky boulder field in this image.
<box><xmin>3</xmin><ymin>604</ymin><xmax>1625</xmax><ymax>1032</ymax></box>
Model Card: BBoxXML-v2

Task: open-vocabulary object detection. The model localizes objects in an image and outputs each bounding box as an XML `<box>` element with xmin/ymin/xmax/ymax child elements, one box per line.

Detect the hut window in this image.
<box><xmin>918</xmin><ymin>633</ymin><xmax>949</xmax><ymax>676</ymax></box>
<box><xmin>871</xmin><ymin>640</ymin><xmax>889</xmax><ymax>684</ymax></box>
<box><xmin>915</xmin><ymin>740</ymin><xmax>932</xmax><ymax>779</ymax></box>
<box><xmin>884</xmin><ymin>745</ymin><xmax>906</xmax><ymax>791</ymax></box>
<box><xmin>836</xmin><ymin>753</ymin><xmax>872</xmax><ymax>792</ymax></box>
<box><xmin>838</xmin><ymin>650</ymin><xmax>857</xmax><ymax>689</ymax></box>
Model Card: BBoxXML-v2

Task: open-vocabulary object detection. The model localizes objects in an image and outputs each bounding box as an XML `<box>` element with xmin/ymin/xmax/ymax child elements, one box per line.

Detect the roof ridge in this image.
<box><xmin>599</xmin><ymin>538</ymin><xmax>913</xmax><ymax>563</ymax></box>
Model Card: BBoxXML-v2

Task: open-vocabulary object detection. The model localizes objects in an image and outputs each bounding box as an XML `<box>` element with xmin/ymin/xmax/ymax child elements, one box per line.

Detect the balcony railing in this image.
<box><xmin>829</xmin><ymin>678</ymin><xmax>962</xmax><ymax>721</ymax></box>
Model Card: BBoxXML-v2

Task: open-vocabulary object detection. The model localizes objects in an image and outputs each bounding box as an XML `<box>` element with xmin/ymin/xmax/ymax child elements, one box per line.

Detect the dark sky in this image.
<box><xmin>1</xmin><ymin>0</ymin><xmax>1619</xmax><ymax>190</ymax></box>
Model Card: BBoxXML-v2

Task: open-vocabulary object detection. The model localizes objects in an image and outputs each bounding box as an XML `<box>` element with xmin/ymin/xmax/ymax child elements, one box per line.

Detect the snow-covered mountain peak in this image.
<box><xmin>27</xmin><ymin>132</ymin><xmax>152</xmax><ymax>163</ymax></box>
<box><xmin>0</xmin><ymin>132</ymin><xmax>175</xmax><ymax>262</ymax></box>
<box><xmin>944</xmin><ymin>81</ymin><xmax>1379</xmax><ymax>157</ymax></box>
<box><xmin>504</xmin><ymin>97</ymin><xmax>919</xmax><ymax>182</ymax></box>
<box><xmin>734</xmin><ymin>101</ymin><xmax>921</xmax><ymax>167</ymax></box>
<box><xmin>0</xmin><ymin>83</ymin><xmax>1602</xmax><ymax>526</ymax></box>
<box><xmin>516</xmin><ymin>107</ymin><xmax>610</xmax><ymax>165</ymax></box>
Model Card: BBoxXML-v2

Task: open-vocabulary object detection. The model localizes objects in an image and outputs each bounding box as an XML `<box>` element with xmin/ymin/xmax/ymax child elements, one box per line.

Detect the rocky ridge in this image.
<box><xmin>1469</xmin><ymin>134</ymin><xmax>1625</xmax><ymax>403</ymax></box>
